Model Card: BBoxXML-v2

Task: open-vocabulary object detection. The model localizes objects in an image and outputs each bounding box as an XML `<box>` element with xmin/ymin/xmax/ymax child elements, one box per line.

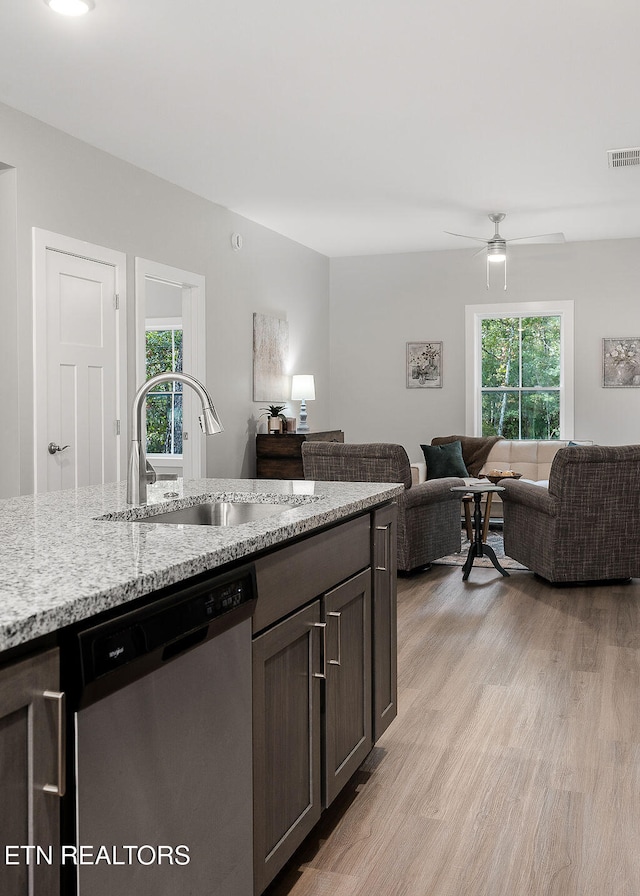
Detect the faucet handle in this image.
<box><xmin>145</xmin><ymin>460</ymin><xmax>157</xmax><ymax>484</ymax></box>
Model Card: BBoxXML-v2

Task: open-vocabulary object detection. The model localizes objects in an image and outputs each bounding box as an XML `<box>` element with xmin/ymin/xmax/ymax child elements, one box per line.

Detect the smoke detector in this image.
<box><xmin>607</xmin><ymin>147</ymin><xmax>640</xmax><ymax>168</ymax></box>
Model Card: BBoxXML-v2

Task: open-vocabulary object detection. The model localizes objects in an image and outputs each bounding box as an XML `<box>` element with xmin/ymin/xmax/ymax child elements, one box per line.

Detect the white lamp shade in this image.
<box><xmin>291</xmin><ymin>374</ymin><xmax>315</xmax><ymax>401</ymax></box>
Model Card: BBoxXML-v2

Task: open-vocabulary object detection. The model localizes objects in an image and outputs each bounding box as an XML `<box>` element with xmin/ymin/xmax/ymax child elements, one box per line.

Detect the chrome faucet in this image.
<box><xmin>127</xmin><ymin>372</ymin><xmax>223</xmax><ymax>504</ymax></box>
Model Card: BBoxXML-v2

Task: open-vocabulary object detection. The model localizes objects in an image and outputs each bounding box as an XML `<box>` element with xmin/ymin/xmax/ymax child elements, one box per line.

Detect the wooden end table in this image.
<box><xmin>451</xmin><ymin>484</ymin><xmax>509</xmax><ymax>581</ymax></box>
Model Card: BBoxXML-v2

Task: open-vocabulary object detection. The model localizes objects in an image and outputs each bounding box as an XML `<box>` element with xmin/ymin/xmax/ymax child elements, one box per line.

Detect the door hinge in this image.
<box><xmin>115</xmin><ymin>419</ymin><xmax>121</xmax><ymax>436</ymax></box>
<box><xmin>114</xmin><ymin>293</ymin><xmax>120</xmax><ymax>310</ymax></box>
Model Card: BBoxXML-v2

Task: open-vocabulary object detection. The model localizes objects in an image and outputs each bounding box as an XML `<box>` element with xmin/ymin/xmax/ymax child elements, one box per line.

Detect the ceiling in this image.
<box><xmin>3</xmin><ymin>0</ymin><xmax>640</xmax><ymax>257</ymax></box>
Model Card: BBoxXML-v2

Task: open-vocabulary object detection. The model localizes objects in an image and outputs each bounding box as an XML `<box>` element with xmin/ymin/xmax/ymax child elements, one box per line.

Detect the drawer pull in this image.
<box><xmin>327</xmin><ymin>611</ymin><xmax>341</xmax><ymax>666</ymax></box>
<box><xmin>312</xmin><ymin>622</ymin><xmax>327</xmax><ymax>679</ymax></box>
<box><xmin>375</xmin><ymin>524</ymin><xmax>390</xmax><ymax>571</ymax></box>
<box><xmin>43</xmin><ymin>690</ymin><xmax>66</xmax><ymax>798</ymax></box>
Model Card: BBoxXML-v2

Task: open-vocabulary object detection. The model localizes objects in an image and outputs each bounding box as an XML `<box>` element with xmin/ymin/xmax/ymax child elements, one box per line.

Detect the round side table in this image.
<box><xmin>451</xmin><ymin>484</ymin><xmax>510</xmax><ymax>581</ymax></box>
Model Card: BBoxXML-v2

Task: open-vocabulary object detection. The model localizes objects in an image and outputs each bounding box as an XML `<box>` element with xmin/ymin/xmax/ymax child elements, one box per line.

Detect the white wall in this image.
<box><xmin>330</xmin><ymin>239</ymin><xmax>640</xmax><ymax>463</ymax></box>
<box><xmin>0</xmin><ymin>165</ymin><xmax>18</xmax><ymax>498</ymax></box>
<box><xmin>0</xmin><ymin>100</ymin><xmax>330</xmax><ymax>496</ymax></box>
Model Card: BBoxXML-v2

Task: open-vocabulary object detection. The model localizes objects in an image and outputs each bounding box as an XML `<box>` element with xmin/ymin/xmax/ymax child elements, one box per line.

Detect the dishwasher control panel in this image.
<box><xmin>76</xmin><ymin>564</ymin><xmax>257</xmax><ymax>700</ymax></box>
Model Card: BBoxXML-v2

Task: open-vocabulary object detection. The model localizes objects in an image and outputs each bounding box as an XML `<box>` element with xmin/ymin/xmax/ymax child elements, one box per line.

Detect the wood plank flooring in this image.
<box><xmin>265</xmin><ymin>564</ymin><xmax>640</xmax><ymax>896</ymax></box>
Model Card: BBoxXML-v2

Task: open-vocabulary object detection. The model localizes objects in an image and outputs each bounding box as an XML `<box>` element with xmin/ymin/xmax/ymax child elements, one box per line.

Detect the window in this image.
<box><xmin>465</xmin><ymin>302</ymin><xmax>574</xmax><ymax>439</ymax></box>
<box><xmin>145</xmin><ymin>321</ymin><xmax>183</xmax><ymax>457</ymax></box>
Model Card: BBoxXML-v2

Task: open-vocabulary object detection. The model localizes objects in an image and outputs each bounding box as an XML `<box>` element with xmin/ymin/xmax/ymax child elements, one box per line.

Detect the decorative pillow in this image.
<box><xmin>420</xmin><ymin>440</ymin><xmax>469</xmax><ymax>479</ymax></box>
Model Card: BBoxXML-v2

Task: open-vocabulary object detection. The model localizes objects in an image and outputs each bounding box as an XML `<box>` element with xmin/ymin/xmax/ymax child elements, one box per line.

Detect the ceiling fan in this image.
<box><xmin>444</xmin><ymin>213</ymin><xmax>565</xmax><ymax>289</ymax></box>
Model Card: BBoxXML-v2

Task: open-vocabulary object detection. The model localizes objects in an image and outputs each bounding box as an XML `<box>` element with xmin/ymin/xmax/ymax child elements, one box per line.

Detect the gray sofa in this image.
<box><xmin>301</xmin><ymin>442</ymin><xmax>464</xmax><ymax>573</ymax></box>
<box><xmin>502</xmin><ymin>444</ymin><xmax>640</xmax><ymax>583</ymax></box>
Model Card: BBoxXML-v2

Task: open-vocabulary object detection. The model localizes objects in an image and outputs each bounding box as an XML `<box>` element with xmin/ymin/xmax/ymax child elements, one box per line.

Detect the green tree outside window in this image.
<box><xmin>145</xmin><ymin>327</ymin><xmax>183</xmax><ymax>454</ymax></box>
<box><xmin>481</xmin><ymin>316</ymin><xmax>561</xmax><ymax>439</ymax></box>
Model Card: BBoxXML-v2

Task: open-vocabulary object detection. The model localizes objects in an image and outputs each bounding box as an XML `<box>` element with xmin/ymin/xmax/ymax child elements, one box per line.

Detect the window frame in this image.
<box><xmin>145</xmin><ymin>316</ymin><xmax>184</xmax><ymax>462</ymax></box>
<box><xmin>134</xmin><ymin>258</ymin><xmax>206</xmax><ymax>479</ymax></box>
<box><xmin>465</xmin><ymin>301</ymin><xmax>574</xmax><ymax>439</ymax></box>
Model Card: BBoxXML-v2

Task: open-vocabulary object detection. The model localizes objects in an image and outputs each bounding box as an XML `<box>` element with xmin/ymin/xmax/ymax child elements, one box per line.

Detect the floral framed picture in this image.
<box><xmin>602</xmin><ymin>338</ymin><xmax>640</xmax><ymax>388</ymax></box>
<box><xmin>406</xmin><ymin>341</ymin><xmax>443</xmax><ymax>388</ymax></box>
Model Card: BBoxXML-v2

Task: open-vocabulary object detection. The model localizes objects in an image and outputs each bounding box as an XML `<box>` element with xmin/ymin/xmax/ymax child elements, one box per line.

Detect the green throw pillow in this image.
<box><xmin>420</xmin><ymin>441</ymin><xmax>469</xmax><ymax>479</ymax></box>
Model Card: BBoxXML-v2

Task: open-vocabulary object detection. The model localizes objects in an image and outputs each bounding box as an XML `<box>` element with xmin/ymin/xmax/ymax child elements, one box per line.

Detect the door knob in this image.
<box><xmin>48</xmin><ymin>442</ymin><xmax>70</xmax><ymax>455</ymax></box>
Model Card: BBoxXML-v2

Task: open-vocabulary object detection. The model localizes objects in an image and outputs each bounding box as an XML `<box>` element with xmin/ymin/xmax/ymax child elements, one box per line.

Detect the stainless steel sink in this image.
<box><xmin>135</xmin><ymin>501</ymin><xmax>291</xmax><ymax>527</ymax></box>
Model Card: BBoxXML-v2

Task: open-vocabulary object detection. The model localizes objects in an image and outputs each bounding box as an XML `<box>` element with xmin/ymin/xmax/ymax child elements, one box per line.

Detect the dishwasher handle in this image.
<box><xmin>162</xmin><ymin>625</ymin><xmax>208</xmax><ymax>662</ymax></box>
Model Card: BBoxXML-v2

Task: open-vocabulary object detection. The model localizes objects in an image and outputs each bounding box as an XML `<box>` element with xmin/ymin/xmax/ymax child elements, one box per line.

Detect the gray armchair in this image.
<box><xmin>301</xmin><ymin>442</ymin><xmax>464</xmax><ymax>573</ymax></box>
<box><xmin>502</xmin><ymin>444</ymin><xmax>640</xmax><ymax>583</ymax></box>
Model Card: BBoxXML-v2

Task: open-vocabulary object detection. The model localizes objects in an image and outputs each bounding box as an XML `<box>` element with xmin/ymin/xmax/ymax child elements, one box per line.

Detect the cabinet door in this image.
<box><xmin>0</xmin><ymin>648</ymin><xmax>61</xmax><ymax>896</ymax></box>
<box><xmin>372</xmin><ymin>503</ymin><xmax>398</xmax><ymax>741</ymax></box>
<box><xmin>253</xmin><ymin>602</ymin><xmax>322</xmax><ymax>895</ymax></box>
<box><xmin>323</xmin><ymin>569</ymin><xmax>373</xmax><ymax>807</ymax></box>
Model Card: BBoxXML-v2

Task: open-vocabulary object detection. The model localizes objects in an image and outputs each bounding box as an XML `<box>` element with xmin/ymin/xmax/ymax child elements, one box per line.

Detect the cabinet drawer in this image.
<box><xmin>253</xmin><ymin>515</ymin><xmax>370</xmax><ymax>634</ymax></box>
<box><xmin>256</xmin><ymin>457</ymin><xmax>304</xmax><ymax>479</ymax></box>
<box><xmin>256</xmin><ymin>435</ymin><xmax>306</xmax><ymax>459</ymax></box>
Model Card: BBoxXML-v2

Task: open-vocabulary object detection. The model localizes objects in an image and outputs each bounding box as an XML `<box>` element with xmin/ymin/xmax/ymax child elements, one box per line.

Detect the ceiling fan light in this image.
<box><xmin>487</xmin><ymin>246</ymin><xmax>506</xmax><ymax>263</ymax></box>
<box><xmin>45</xmin><ymin>0</ymin><xmax>94</xmax><ymax>16</ymax></box>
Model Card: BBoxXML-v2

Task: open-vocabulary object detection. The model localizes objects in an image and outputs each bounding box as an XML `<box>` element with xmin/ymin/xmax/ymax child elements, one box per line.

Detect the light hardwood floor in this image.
<box><xmin>266</xmin><ymin>563</ymin><xmax>640</xmax><ymax>896</ymax></box>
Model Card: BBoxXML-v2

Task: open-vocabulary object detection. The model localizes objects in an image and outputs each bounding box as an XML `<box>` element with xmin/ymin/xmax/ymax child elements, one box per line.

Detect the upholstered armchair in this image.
<box><xmin>301</xmin><ymin>442</ymin><xmax>465</xmax><ymax>573</ymax></box>
<box><xmin>502</xmin><ymin>444</ymin><xmax>640</xmax><ymax>583</ymax></box>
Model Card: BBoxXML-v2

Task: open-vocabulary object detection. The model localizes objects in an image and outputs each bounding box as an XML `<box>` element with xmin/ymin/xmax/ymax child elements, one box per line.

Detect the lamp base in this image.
<box><xmin>297</xmin><ymin>399</ymin><xmax>309</xmax><ymax>432</ymax></box>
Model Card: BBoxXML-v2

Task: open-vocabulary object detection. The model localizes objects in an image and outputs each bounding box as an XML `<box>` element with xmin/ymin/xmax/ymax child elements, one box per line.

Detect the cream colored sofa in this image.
<box><xmin>411</xmin><ymin>440</ymin><xmax>589</xmax><ymax>519</ymax></box>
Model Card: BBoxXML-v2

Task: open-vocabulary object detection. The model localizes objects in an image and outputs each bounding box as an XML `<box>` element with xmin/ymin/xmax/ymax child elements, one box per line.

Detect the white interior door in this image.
<box><xmin>33</xmin><ymin>230</ymin><xmax>127</xmax><ymax>493</ymax></box>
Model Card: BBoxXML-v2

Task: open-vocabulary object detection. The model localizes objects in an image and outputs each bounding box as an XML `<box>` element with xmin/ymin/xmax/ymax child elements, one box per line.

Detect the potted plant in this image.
<box><xmin>260</xmin><ymin>404</ymin><xmax>288</xmax><ymax>433</ymax></box>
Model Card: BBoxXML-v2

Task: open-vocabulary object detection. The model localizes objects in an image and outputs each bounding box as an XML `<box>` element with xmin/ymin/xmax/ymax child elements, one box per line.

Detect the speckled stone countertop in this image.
<box><xmin>0</xmin><ymin>477</ymin><xmax>403</xmax><ymax>653</ymax></box>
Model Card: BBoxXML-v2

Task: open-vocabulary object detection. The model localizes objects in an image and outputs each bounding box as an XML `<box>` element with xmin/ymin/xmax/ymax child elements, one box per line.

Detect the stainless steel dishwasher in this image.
<box><xmin>70</xmin><ymin>564</ymin><xmax>256</xmax><ymax>896</ymax></box>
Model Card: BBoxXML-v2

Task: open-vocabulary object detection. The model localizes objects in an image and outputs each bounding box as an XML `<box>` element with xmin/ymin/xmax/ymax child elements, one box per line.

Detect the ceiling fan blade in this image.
<box><xmin>505</xmin><ymin>232</ymin><xmax>566</xmax><ymax>244</ymax></box>
<box><xmin>472</xmin><ymin>246</ymin><xmax>487</xmax><ymax>258</ymax></box>
<box><xmin>444</xmin><ymin>230</ymin><xmax>489</xmax><ymax>244</ymax></box>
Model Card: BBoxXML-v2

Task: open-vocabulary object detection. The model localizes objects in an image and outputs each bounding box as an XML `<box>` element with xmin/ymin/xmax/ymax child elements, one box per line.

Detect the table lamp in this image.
<box><xmin>291</xmin><ymin>374</ymin><xmax>315</xmax><ymax>432</ymax></box>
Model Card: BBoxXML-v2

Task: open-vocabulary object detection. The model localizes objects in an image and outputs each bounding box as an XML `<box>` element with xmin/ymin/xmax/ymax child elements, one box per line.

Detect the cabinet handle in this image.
<box><xmin>312</xmin><ymin>622</ymin><xmax>327</xmax><ymax>679</ymax></box>
<box><xmin>375</xmin><ymin>524</ymin><xmax>390</xmax><ymax>571</ymax></box>
<box><xmin>43</xmin><ymin>690</ymin><xmax>66</xmax><ymax>798</ymax></box>
<box><xmin>327</xmin><ymin>611</ymin><xmax>341</xmax><ymax>666</ymax></box>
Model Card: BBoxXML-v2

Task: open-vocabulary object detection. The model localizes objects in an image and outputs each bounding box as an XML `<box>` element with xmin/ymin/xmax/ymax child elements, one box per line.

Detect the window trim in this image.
<box><xmin>465</xmin><ymin>301</ymin><xmax>574</xmax><ymax>439</ymax></box>
<box><xmin>134</xmin><ymin>258</ymin><xmax>206</xmax><ymax>479</ymax></box>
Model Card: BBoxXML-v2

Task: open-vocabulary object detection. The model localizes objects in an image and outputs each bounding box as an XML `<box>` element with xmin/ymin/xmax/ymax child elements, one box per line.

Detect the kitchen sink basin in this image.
<box><xmin>135</xmin><ymin>501</ymin><xmax>292</xmax><ymax>527</ymax></box>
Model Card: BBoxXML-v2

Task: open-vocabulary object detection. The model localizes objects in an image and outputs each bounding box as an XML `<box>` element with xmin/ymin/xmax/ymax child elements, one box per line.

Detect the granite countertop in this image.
<box><xmin>0</xmin><ymin>477</ymin><xmax>403</xmax><ymax>653</ymax></box>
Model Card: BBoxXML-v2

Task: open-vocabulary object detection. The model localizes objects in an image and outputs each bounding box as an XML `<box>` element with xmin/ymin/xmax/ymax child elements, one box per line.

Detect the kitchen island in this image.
<box><xmin>0</xmin><ymin>477</ymin><xmax>402</xmax><ymax>654</ymax></box>
<box><xmin>0</xmin><ymin>477</ymin><xmax>401</xmax><ymax>896</ymax></box>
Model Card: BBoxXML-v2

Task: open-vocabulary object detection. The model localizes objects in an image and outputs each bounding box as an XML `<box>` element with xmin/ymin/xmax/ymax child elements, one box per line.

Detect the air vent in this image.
<box><xmin>607</xmin><ymin>147</ymin><xmax>640</xmax><ymax>168</ymax></box>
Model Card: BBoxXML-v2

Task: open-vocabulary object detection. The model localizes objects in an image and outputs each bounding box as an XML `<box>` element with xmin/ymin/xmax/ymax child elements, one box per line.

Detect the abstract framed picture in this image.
<box><xmin>406</xmin><ymin>341</ymin><xmax>443</xmax><ymax>388</ymax></box>
<box><xmin>253</xmin><ymin>313</ymin><xmax>290</xmax><ymax>401</ymax></box>
<box><xmin>602</xmin><ymin>338</ymin><xmax>640</xmax><ymax>387</ymax></box>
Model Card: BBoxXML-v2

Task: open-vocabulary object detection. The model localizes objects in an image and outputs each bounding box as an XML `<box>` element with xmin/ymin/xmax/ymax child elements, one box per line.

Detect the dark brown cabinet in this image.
<box><xmin>372</xmin><ymin>504</ymin><xmax>398</xmax><ymax>741</ymax></box>
<box><xmin>323</xmin><ymin>569</ymin><xmax>372</xmax><ymax>807</ymax></box>
<box><xmin>252</xmin><ymin>506</ymin><xmax>397</xmax><ymax>895</ymax></box>
<box><xmin>0</xmin><ymin>648</ymin><xmax>62</xmax><ymax>896</ymax></box>
<box><xmin>252</xmin><ymin>569</ymin><xmax>373</xmax><ymax>894</ymax></box>
<box><xmin>255</xmin><ymin>430</ymin><xmax>344</xmax><ymax>479</ymax></box>
<box><xmin>252</xmin><ymin>603</ymin><xmax>323</xmax><ymax>896</ymax></box>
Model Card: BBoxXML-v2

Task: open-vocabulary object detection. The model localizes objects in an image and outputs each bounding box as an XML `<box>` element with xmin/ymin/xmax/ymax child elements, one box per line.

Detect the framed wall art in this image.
<box><xmin>602</xmin><ymin>338</ymin><xmax>640</xmax><ymax>388</ymax></box>
<box><xmin>253</xmin><ymin>313</ymin><xmax>290</xmax><ymax>401</ymax></box>
<box><xmin>406</xmin><ymin>341</ymin><xmax>443</xmax><ymax>389</ymax></box>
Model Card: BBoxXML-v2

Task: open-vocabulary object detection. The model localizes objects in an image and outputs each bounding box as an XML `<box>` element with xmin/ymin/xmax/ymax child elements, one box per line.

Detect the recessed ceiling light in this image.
<box><xmin>45</xmin><ymin>0</ymin><xmax>95</xmax><ymax>16</ymax></box>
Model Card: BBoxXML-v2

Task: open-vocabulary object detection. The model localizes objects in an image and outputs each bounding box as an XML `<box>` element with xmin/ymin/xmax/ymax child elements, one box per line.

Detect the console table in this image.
<box><xmin>256</xmin><ymin>430</ymin><xmax>344</xmax><ymax>479</ymax></box>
